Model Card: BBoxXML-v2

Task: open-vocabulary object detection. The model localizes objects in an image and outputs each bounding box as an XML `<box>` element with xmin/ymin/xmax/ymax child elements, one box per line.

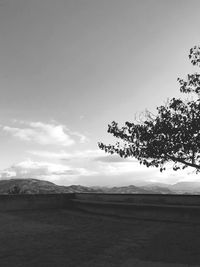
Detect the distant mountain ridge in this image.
<box><xmin>1</xmin><ymin>178</ymin><xmax>200</xmax><ymax>194</ymax></box>
<box><xmin>168</xmin><ymin>182</ymin><xmax>200</xmax><ymax>194</ymax></box>
<box><xmin>0</xmin><ymin>179</ymin><xmax>100</xmax><ymax>194</ymax></box>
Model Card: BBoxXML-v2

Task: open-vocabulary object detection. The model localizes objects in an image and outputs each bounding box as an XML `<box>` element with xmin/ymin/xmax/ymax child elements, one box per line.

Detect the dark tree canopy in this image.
<box><xmin>98</xmin><ymin>46</ymin><xmax>200</xmax><ymax>173</ymax></box>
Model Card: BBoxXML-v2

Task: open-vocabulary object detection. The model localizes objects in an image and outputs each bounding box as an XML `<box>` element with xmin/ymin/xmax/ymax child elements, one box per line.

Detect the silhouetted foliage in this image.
<box><xmin>7</xmin><ymin>185</ymin><xmax>22</xmax><ymax>194</ymax></box>
<box><xmin>99</xmin><ymin>46</ymin><xmax>200</xmax><ymax>173</ymax></box>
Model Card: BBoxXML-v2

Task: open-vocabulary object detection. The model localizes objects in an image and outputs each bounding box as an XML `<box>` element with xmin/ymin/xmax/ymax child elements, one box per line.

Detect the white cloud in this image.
<box><xmin>2</xmin><ymin>146</ymin><xmax>199</xmax><ymax>186</ymax></box>
<box><xmin>28</xmin><ymin>149</ymin><xmax>106</xmax><ymax>160</ymax></box>
<box><xmin>29</xmin><ymin>150</ymin><xmax>71</xmax><ymax>159</ymax></box>
<box><xmin>94</xmin><ymin>160</ymin><xmax>151</xmax><ymax>176</ymax></box>
<box><xmin>3</xmin><ymin>121</ymin><xmax>88</xmax><ymax>146</ymax></box>
<box><xmin>28</xmin><ymin>148</ymin><xmax>150</xmax><ymax>176</ymax></box>
<box><xmin>63</xmin><ymin>149</ymin><xmax>116</xmax><ymax>161</ymax></box>
<box><xmin>0</xmin><ymin>159</ymin><xmax>95</xmax><ymax>184</ymax></box>
<box><xmin>69</xmin><ymin>131</ymin><xmax>89</xmax><ymax>143</ymax></box>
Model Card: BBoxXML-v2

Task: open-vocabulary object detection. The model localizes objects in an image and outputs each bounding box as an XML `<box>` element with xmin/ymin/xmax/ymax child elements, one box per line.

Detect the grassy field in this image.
<box><xmin>0</xmin><ymin>208</ymin><xmax>200</xmax><ymax>266</ymax></box>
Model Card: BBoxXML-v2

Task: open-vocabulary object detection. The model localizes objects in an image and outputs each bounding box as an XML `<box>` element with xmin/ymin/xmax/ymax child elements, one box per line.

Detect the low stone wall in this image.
<box><xmin>73</xmin><ymin>193</ymin><xmax>200</xmax><ymax>222</ymax></box>
<box><xmin>0</xmin><ymin>193</ymin><xmax>74</xmax><ymax>211</ymax></box>
<box><xmin>2</xmin><ymin>193</ymin><xmax>200</xmax><ymax>222</ymax></box>
<box><xmin>74</xmin><ymin>193</ymin><xmax>200</xmax><ymax>206</ymax></box>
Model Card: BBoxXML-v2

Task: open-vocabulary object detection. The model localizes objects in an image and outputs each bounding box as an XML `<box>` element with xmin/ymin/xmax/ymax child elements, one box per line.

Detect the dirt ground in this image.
<box><xmin>0</xmin><ymin>208</ymin><xmax>200</xmax><ymax>267</ymax></box>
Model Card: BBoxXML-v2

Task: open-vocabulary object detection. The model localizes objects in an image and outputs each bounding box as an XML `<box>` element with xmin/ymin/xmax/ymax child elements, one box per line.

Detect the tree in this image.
<box><xmin>7</xmin><ymin>185</ymin><xmax>21</xmax><ymax>194</ymax></box>
<box><xmin>98</xmin><ymin>46</ymin><xmax>200</xmax><ymax>173</ymax></box>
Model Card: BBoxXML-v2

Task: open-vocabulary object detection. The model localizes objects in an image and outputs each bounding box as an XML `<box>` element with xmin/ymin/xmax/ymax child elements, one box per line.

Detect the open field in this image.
<box><xmin>0</xmin><ymin>208</ymin><xmax>200</xmax><ymax>267</ymax></box>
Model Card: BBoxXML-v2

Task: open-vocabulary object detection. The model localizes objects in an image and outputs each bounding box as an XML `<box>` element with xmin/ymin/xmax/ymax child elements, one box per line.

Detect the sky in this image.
<box><xmin>1</xmin><ymin>0</ymin><xmax>200</xmax><ymax>186</ymax></box>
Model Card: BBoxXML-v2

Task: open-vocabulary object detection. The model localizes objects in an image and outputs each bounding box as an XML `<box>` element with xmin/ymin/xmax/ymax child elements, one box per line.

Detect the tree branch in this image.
<box><xmin>165</xmin><ymin>153</ymin><xmax>200</xmax><ymax>169</ymax></box>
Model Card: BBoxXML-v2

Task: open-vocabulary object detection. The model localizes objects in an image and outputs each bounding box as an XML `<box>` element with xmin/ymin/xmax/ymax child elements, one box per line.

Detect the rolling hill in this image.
<box><xmin>0</xmin><ymin>179</ymin><xmax>100</xmax><ymax>194</ymax></box>
<box><xmin>0</xmin><ymin>178</ymin><xmax>174</xmax><ymax>194</ymax></box>
<box><xmin>1</xmin><ymin>178</ymin><xmax>200</xmax><ymax>194</ymax></box>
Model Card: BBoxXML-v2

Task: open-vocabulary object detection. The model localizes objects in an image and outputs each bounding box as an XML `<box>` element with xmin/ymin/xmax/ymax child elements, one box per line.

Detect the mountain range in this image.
<box><xmin>1</xmin><ymin>178</ymin><xmax>200</xmax><ymax>194</ymax></box>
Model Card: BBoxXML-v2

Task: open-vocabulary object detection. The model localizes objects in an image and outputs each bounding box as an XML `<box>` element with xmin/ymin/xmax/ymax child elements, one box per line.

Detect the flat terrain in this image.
<box><xmin>0</xmin><ymin>208</ymin><xmax>200</xmax><ymax>267</ymax></box>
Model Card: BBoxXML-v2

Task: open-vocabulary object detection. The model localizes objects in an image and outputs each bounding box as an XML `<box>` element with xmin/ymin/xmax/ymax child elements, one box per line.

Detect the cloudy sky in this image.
<box><xmin>1</xmin><ymin>0</ymin><xmax>200</xmax><ymax>186</ymax></box>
